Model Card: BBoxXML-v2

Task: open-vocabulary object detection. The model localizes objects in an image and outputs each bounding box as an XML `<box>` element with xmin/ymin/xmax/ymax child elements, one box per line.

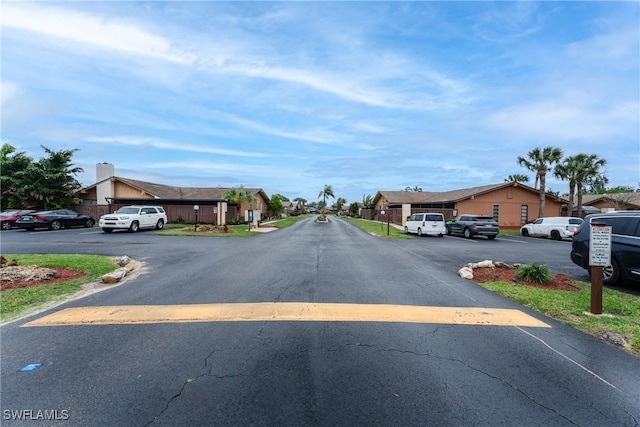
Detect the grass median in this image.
<box><xmin>1</xmin><ymin>254</ymin><xmax>118</xmax><ymax>323</ymax></box>
<box><xmin>340</xmin><ymin>217</ymin><xmax>413</xmax><ymax>239</ymax></box>
<box><xmin>477</xmin><ymin>279</ymin><xmax>640</xmax><ymax>357</ymax></box>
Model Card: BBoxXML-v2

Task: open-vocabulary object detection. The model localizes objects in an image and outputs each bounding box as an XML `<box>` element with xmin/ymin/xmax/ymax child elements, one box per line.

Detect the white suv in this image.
<box><xmin>405</xmin><ymin>213</ymin><xmax>446</xmax><ymax>237</ymax></box>
<box><xmin>99</xmin><ymin>206</ymin><xmax>167</xmax><ymax>233</ymax></box>
<box><xmin>520</xmin><ymin>216</ymin><xmax>583</xmax><ymax>240</ymax></box>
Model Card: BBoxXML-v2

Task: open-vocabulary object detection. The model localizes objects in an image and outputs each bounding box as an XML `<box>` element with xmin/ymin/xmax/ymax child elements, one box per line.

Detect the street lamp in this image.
<box><xmin>193</xmin><ymin>205</ymin><xmax>199</xmax><ymax>232</ymax></box>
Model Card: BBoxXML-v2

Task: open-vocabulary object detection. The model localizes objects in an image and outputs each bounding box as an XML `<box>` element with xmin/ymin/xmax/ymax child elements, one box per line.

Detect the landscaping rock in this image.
<box><xmin>599</xmin><ymin>332</ymin><xmax>629</xmax><ymax>348</ymax></box>
<box><xmin>458</xmin><ymin>266</ymin><xmax>474</xmax><ymax>279</ymax></box>
<box><xmin>116</xmin><ymin>256</ymin><xmax>132</xmax><ymax>267</ymax></box>
<box><xmin>101</xmin><ymin>267</ymin><xmax>128</xmax><ymax>284</ymax></box>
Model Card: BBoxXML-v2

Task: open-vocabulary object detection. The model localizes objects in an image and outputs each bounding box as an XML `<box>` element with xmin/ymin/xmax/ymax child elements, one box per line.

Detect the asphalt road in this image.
<box><xmin>1</xmin><ymin>218</ymin><xmax>639</xmax><ymax>426</ymax></box>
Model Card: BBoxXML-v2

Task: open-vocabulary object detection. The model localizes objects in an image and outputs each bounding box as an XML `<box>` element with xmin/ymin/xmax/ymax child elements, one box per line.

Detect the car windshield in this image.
<box><xmin>116</xmin><ymin>207</ymin><xmax>140</xmax><ymax>214</ymax></box>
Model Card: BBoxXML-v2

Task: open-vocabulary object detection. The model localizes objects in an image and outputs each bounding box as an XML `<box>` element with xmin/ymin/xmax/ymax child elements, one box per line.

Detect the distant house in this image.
<box><xmin>73</xmin><ymin>163</ymin><xmax>269</xmax><ymax>224</ymax></box>
<box><xmin>369</xmin><ymin>182</ymin><xmax>567</xmax><ymax>229</ymax></box>
<box><xmin>580</xmin><ymin>193</ymin><xmax>640</xmax><ymax>212</ymax></box>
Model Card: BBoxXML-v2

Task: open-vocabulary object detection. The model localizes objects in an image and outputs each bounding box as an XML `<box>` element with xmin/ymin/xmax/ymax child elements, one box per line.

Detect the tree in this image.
<box><xmin>334</xmin><ymin>197</ymin><xmax>347</xmax><ymax>212</ymax></box>
<box><xmin>348</xmin><ymin>202</ymin><xmax>359</xmax><ymax>217</ymax></box>
<box><xmin>362</xmin><ymin>194</ymin><xmax>374</xmax><ymax>208</ymax></box>
<box><xmin>268</xmin><ymin>194</ymin><xmax>285</xmax><ymax>217</ymax></box>
<box><xmin>293</xmin><ymin>197</ymin><xmax>307</xmax><ymax>212</ymax></box>
<box><xmin>2</xmin><ymin>145</ymin><xmax>84</xmax><ymax>210</ymax></box>
<box><xmin>222</xmin><ymin>187</ymin><xmax>257</xmax><ymax>221</ymax></box>
<box><xmin>517</xmin><ymin>146</ymin><xmax>563</xmax><ymax>218</ymax></box>
<box><xmin>271</xmin><ymin>193</ymin><xmax>290</xmax><ymax>202</ymax></box>
<box><xmin>1</xmin><ymin>144</ymin><xmax>33</xmax><ymax>209</ymax></box>
<box><xmin>318</xmin><ymin>184</ymin><xmax>335</xmax><ymax>208</ymax></box>
<box><xmin>573</xmin><ymin>154</ymin><xmax>606</xmax><ymax>218</ymax></box>
<box><xmin>585</xmin><ymin>173</ymin><xmax>610</xmax><ymax>193</ymax></box>
<box><xmin>504</xmin><ymin>174</ymin><xmax>529</xmax><ymax>183</ymax></box>
<box><xmin>404</xmin><ymin>186</ymin><xmax>422</xmax><ymax>192</ymax></box>
<box><xmin>554</xmin><ymin>155</ymin><xmax>580</xmax><ymax>217</ymax></box>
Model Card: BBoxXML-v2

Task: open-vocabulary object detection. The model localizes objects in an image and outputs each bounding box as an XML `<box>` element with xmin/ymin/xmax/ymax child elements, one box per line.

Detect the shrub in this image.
<box><xmin>516</xmin><ymin>263</ymin><xmax>551</xmax><ymax>284</ymax></box>
<box><xmin>317</xmin><ymin>214</ymin><xmax>327</xmax><ymax>221</ymax></box>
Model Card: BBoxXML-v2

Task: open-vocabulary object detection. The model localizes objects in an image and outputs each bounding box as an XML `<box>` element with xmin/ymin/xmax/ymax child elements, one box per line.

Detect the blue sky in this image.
<box><xmin>2</xmin><ymin>1</ymin><xmax>639</xmax><ymax>204</ymax></box>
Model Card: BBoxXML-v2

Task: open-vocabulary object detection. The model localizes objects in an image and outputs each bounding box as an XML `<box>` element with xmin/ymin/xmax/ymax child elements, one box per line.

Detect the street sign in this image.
<box><xmin>589</xmin><ymin>225</ymin><xmax>612</xmax><ymax>266</ymax></box>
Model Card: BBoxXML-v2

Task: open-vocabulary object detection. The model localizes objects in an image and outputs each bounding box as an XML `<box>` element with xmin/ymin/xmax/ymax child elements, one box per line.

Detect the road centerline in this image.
<box><xmin>22</xmin><ymin>303</ymin><xmax>550</xmax><ymax>327</ymax></box>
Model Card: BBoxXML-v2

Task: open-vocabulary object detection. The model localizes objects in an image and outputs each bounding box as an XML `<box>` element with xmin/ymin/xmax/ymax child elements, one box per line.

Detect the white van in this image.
<box><xmin>520</xmin><ymin>216</ymin><xmax>583</xmax><ymax>240</ymax></box>
<box><xmin>405</xmin><ymin>213</ymin><xmax>446</xmax><ymax>237</ymax></box>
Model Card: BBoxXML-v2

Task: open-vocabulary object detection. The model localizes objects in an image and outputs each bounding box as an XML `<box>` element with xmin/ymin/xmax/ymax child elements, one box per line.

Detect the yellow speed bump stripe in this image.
<box><xmin>22</xmin><ymin>303</ymin><xmax>550</xmax><ymax>328</ymax></box>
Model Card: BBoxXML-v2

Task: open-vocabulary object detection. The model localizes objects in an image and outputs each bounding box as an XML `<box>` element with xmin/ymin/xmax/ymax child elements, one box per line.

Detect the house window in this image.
<box><xmin>521</xmin><ymin>205</ymin><xmax>528</xmax><ymax>224</ymax></box>
<box><xmin>492</xmin><ymin>204</ymin><xmax>499</xmax><ymax>222</ymax></box>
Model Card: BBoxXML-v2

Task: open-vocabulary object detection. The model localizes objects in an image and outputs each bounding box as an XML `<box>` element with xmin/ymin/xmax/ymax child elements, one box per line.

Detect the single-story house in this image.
<box><xmin>579</xmin><ymin>193</ymin><xmax>640</xmax><ymax>212</ymax></box>
<box><xmin>368</xmin><ymin>182</ymin><xmax>568</xmax><ymax>229</ymax></box>
<box><xmin>73</xmin><ymin>163</ymin><xmax>269</xmax><ymax>225</ymax></box>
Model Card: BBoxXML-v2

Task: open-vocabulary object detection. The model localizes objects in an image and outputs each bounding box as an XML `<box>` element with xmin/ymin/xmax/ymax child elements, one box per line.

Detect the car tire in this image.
<box><xmin>155</xmin><ymin>219</ymin><xmax>165</xmax><ymax>230</ymax></box>
<box><xmin>438</xmin><ymin>234</ymin><xmax>443</xmax><ymax>238</ymax></box>
<box><xmin>521</xmin><ymin>228</ymin><xmax>529</xmax><ymax>237</ymax></box>
<box><xmin>602</xmin><ymin>259</ymin><xmax>621</xmax><ymax>285</ymax></box>
<box><xmin>1</xmin><ymin>221</ymin><xmax>11</xmax><ymax>231</ymax></box>
<box><xmin>50</xmin><ymin>220</ymin><xmax>62</xmax><ymax>231</ymax></box>
<box><xmin>550</xmin><ymin>230</ymin><xmax>561</xmax><ymax>240</ymax></box>
<box><xmin>446</xmin><ymin>226</ymin><xmax>451</xmax><ymax>236</ymax></box>
<box><xmin>404</xmin><ymin>226</ymin><xmax>409</xmax><ymax>234</ymax></box>
<box><xmin>102</xmin><ymin>228</ymin><xmax>113</xmax><ymax>233</ymax></box>
<box><xmin>129</xmin><ymin>221</ymin><xmax>140</xmax><ymax>233</ymax></box>
<box><xmin>85</xmin><ymin>219</ymin><xmax>95</xmax><ymax>228</ymax></box>
<box><xmin>463</xmin><ymin>228</ymin><xmax>472</xmax><ymax>239</ymax></box>
<box><xmin>417</xmin><ymin>228</ymin><xmax>422</xmax><ymax>236</ymax></box>
<box><xmin>487</xmin><ymin>235</ymin><xmax>496</xmax><ymax>240</ymax></box>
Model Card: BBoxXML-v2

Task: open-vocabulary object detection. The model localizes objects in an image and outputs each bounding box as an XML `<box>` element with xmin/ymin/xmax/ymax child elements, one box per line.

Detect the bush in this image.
<box><xmin>317</xmin><ymin>214</ymin><xmax>327</xmax><ymax>221</ymax></box>
<box><xmin>516</xmin><ymin>263</ymin><xmax>551</xmax><ymax>284</ymax></box>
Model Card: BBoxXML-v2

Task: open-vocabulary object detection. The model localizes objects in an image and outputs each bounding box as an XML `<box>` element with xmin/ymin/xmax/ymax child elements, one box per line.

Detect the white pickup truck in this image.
<box><xmin>520</xmin><ymin>216</ymin><xmax>583</xmax><ymax>240</ymax></box>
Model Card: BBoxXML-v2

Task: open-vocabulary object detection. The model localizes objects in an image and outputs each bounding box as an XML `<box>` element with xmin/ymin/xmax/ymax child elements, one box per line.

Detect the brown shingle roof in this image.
<box><xmin>581</xmin><ymin>192</ymin><xmax>640</xmax><ymax>207</ymax></box>
<box><xmin>375</xmin><ymin>182</ymin><xmax>563</xmax><ymax>205</ymax></box>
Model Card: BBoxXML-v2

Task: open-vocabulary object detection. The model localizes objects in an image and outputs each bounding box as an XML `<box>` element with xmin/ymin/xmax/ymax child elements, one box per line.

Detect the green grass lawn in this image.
<box><xmin>157</xmin><ymin>215</ymin><xmax>313</xmax><ymax>236</ymax></box>
<box><xmin>1</xmin><ymin>254</ymin><xmax>118</xmax><ymax>322</ymax></box>
<box><xmin>477</xmin><ymin>279</ymin><xmax>640</xmax><ymax>357</ymax></box>
<box><xmin>340</xmin><ymin>217</ymin><xmax>413</xmax><ymax>239</ymax></box>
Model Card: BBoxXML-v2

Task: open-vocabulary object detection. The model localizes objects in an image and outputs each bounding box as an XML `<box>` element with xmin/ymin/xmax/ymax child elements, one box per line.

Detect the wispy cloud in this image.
<box><xmin>85</xmin><ymin>136</ymin><xmax>269</xmax><ymax>158</ymax></box>
<box><xmin>2</xmin><ymin>3</ymin><xmax>195</xmax><ymax>64</ymax></box>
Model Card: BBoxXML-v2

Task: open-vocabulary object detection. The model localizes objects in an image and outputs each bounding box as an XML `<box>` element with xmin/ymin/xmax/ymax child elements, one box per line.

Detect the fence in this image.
<box><xmin>70</xmin><ymin>204</ymin><xmax>239</xmax><ymax>225</ymax></box>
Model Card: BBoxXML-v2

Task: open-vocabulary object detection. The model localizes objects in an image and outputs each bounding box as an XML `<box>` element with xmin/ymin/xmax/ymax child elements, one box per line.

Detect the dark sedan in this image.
<box><xmin>0</xmin><ymin>209</ymin><xmax>35</xmax><ymax>230</ymax></box>
<box><xmin>446</xmin><ymin>214</ymin><xmax>499</xmax><ymax>240</ymax></box>
<box><xmin>15</xmin><ymin>210</ymin><xmax>95</xmax><ymax>231</ymax></box>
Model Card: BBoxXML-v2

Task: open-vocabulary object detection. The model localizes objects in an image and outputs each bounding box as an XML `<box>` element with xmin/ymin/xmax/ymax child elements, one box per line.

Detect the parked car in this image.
<box><xmin>570</xmin><ymin>211</ymin><xmax>640</xmax><ymax>285</ymax></box>
<box><xmin>99</xmin><ymin>205</ymin><xmax>167</xmax><ymax>233</ymax></box>
<box><xmin>15</xmin><ymin>210</ymin><xmax>95</xmax><ymax>231</ymax></box>
<box><xmin>405</xmin><ymin>213</ymin><xmax>446</xmax><ymax>237</ymax></box>
<box><xmin>447</xmin><ymin>215</ymin><xmax>499</xmax><ymax>240</ymax></box>
<box><xmin>520</xmin><ymin>216</ymin><xmax>583</xmax><ymax>240</ymax></box>
<box><xmin>0</xmin><ymin>209</ymin><xmax>35</xmax><ymax>230</ymax></box>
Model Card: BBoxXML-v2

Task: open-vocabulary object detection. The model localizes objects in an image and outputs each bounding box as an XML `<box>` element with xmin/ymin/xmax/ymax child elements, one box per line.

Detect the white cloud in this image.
<box><xmin>0</xmin><ymin>81</ymin><xmax>21</xmax><ymax>105</ymax></box>
<box><xmin>85</xmin><ymin>136</ymin><xmax>269</xmax><ymax>158</ymax></box>
<box><xmin>2</xmin><ymin>3</ymin><xmax>195</xmax><ymax>64</ymax></box>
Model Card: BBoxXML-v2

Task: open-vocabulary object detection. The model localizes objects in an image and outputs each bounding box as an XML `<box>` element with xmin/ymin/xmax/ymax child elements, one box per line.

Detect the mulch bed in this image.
<box><xmin>471</xmin><ymin>267</ymin><xmax>580</xmax><ymax>291</ymax></box>
<box><xmin>0</xmin><ymin>268</ymin><xmax>88</xmax><ymax>291</ymax></box>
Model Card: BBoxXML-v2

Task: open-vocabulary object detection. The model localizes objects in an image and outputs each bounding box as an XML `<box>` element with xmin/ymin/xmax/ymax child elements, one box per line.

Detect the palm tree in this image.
<box><xmin>222</xmin><ymin>187</ymin><xmax>257</xmax><ymax>221</ymax></box>
<box><xmin>554</xmin><ymin>156</ymin><xmax>580</xmax><ymax>217</ymax></box>
<box><xmin>362</xmin><ymin>194</ymin><xmax>373</xmax><ymax>208</ymax></box>
<box><xmin>574</xmin><ymin>154</ymin><xmax>606</xmax><ymax>217</ymax></box>
<box><xmin>293</xmin><ymin>197</ymin><xmax>307</xmax><ymax>213</ymax></box>
<box><xmin>517</xmin><ymin>146</ymin><xmax>563</xmax><ymax>218</ymax></box>
<box><xmin>334</xmin><ymin>197</ymin><xmax>347</xmax><ymax>212</ymax></box>
<box><xmin>504</xmin><ymin>174</ymin><xmax>529</xmax><ymax>183</ymax></box>
<box><xmin>318</xmin><ymin>185</ymin><xmax>335</xmax><ymax>210</ymax></box>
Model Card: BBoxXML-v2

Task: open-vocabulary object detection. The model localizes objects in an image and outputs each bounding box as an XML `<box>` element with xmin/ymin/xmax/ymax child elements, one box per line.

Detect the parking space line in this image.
<box><xmin>23</xmin><ymin>303</ymin><xmax>551</xmax><ymax>328</ymax></box>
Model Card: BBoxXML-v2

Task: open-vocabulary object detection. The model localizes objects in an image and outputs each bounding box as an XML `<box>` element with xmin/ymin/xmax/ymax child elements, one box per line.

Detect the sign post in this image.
<box><xmin>589</xmin><ymin>222</ymin><xmax>612</xmax><ymax>315</ymax></box>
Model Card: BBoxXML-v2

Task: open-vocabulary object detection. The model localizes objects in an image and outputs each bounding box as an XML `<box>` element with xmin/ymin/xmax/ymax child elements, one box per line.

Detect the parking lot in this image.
<box><xmin>2</xmin><ymin>223</ymin><xmax>638</xmax><ymax>295</ymax></box>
